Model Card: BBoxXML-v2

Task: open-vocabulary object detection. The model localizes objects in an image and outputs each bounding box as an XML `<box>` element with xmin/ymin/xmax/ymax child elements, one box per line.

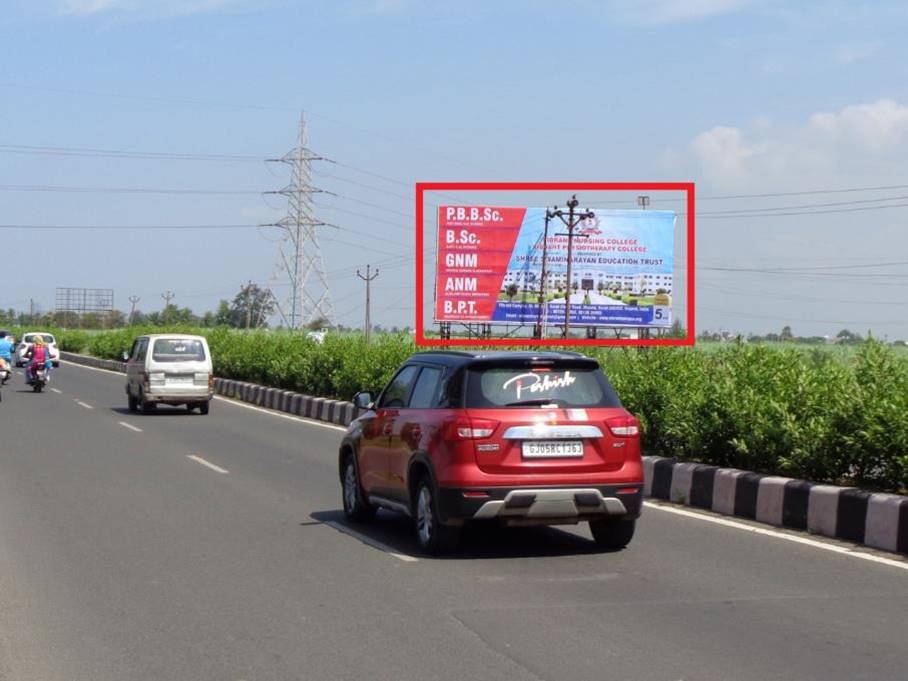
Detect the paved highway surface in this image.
<box><xmin>0</xmin><ymin>363</ymin><xmax>905</xmax><ymax>681</ymax></box>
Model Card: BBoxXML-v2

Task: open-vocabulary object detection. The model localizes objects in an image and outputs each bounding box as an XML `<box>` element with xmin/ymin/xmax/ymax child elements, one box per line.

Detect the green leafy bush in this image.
<box><xmin>66</xmin><ymin>328</ymin><xmax>908</xmax><ymax>492</ymax></box>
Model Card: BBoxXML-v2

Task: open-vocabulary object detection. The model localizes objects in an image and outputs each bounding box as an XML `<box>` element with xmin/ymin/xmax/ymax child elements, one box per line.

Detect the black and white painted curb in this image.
<box><xmin>644</xmin><ymin>456</ymin><xmax>908</xmax><ymax>556</ymax></box>
<box><xmin>60</xmin><ymin>352</ymin><xmax>359</xmax><ymax>427</ymax></box>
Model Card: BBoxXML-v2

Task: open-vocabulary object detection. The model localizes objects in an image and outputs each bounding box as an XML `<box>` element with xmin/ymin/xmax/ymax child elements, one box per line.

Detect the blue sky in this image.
<box><xmin>2</xmin><ymin>1</ymin><xmax>908</xmax><ymax>337</ymax></box>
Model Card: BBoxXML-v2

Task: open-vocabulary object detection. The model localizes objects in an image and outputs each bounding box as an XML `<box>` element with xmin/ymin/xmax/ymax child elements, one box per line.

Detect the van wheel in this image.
<box><xmin>341</xmin><ymin>456</ymin><xmax>376</xmax><ymax>523</ymax></box>
<box><xmin>414</xmin><ymin>478</ymin><xmax>460</xmax><ymax>555</ymax></box>
<box><xmin>199</xmin><ymin>402</ymin><xmax>209</xmax><ymax>415</ymax></box>
<box><xmin>128</xmin><ymin>392</ymin><xmax>138</xmax><ymax>412</ymax></box>
<box><xmin>589</xmin><ymin>518</ymin><xmax>636</xmax><ymax>550</ymax></box>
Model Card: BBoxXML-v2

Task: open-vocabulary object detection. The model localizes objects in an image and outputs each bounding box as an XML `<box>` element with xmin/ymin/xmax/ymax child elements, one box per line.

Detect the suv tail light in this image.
<box><xmin>444</xmin><ymin>417</ymin><xmax>499</xmax><ymax>440</ymax></box>
<box><xmin>606</xmin><ymin>415</ymin><xmax>640</xmax><ymax>437</ymax></box>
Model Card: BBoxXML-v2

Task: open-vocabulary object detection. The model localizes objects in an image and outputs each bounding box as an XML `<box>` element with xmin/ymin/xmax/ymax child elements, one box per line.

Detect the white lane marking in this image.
<box><xmin>76</xmin><ymin>400</ymin><xmax>94</xmax><ymax>410</ymax></box>
<box><xmin>186</xmin><ymin>454</ymin><xmax>229</xmax><ymax>474</ymax></box>
<box><xmin>643</xmin><ymin>501</ymin><xmax>908</xmax><ymax>572</ymax></box>
<box><xmin>62</xmin><ymin>360</ymin><xmax>348</xmax><ymax>432</ymax></box>
<box><xmin>322</xmin><ymin>520</ymin><xmax>418</xmax><ymax>563</ymax></box>
<box><xmin>118</xmin><ymin>421</ymin><xmax>143</xmax><ymax>433</ymax></box>
<box><xmin>50</xmin><ymin>388</ymin><xmax>62</xmax><ymax>394</ymax></box>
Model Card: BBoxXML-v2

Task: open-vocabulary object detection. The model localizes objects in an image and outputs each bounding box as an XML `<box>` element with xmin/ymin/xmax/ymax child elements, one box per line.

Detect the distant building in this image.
<box><xmin>501</xmin><ymin>269</ymin><xmax>672</xmax><ymax>295</ymax></box>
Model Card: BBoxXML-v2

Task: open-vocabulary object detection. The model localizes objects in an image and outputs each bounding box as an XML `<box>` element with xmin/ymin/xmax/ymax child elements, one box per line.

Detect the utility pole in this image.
<box><xmin>161</xmin><ymin>290</ymin><xmax>175</xmax><ymax>307</ymax></box>
<box><xmin>128</xmin><ymin>295</ymin><xmax>140</xmax><ymax>325</ymax></box>
<box><xmin>242</xmin><ymin>281</ymin><xmax>254</xmax><ymax>330</ymax></box>
<box><xmin>265</xmin><ymin>113</ymin><xmax>337</xmax><ymax>330</ymax></box>
<box><xmin>552</xmin><ymin>195</ymin><xmax>595</xmax><ymax>338</ymax></box>
<box><xmin>356</xmin><ymin>265</ymin><xmax>379</xmax><ymax>343</ymax></box>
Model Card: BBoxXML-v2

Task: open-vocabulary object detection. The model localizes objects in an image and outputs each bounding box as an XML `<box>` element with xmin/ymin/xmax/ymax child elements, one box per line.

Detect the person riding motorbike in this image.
<box><xmin>25</xmin><ymin>336</ymin><xmax>52</xmax><ymax>383</ymax></box>
<box><xmin>0</xmin><ymin>332</ymin><xmax>13</xmax><ymax>385</ymax></box>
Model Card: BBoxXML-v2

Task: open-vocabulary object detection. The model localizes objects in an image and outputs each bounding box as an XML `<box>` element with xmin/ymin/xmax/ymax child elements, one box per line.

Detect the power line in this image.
<box><xmin>0</xmin><ymin>223</ymin><xmax>259</xmax><ymax>230</ymax></box>
<box><xmin>0</xmin><ymin>143</ymin><xmax>262</xmax><ymax>162</ymax></box>
<box><xmin>697</xmin><ymin>194</ymin><xmax>908</xmax><ymax>216</ymax></box>
<box><xmin>0</xmin><ymin>183</ymin><xmax>261</xmax><ymax>195</ymax></box>
<box><xmin>697</xmin><ymin>305</ymin><xmax>900</xmax><ymax>326</ymax></box>
<box><xmin>703</xmin><ymin>259</ymin><xmax>908</xmax><ymax>272</ymax></box>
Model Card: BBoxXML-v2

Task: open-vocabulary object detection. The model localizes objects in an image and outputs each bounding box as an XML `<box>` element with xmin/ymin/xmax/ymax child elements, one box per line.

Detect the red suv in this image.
<box><xmin>338</xmin><ymin>351</ymin><xmax>643</xmax><ymax>554</ymax></box>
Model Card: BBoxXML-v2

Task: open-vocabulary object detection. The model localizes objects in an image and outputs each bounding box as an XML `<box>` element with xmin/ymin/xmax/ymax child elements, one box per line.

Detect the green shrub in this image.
<box><xmin>68</xmin><ymin>329</ymin><xmax>908</xmax><ymax>493</ymax></box>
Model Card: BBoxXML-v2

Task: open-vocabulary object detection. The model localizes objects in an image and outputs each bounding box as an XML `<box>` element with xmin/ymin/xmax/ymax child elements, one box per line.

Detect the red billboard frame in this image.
<box><xmin>415</xmin><ymin>182</ymin><xmax>695</xmax><ymax>347</ymax></box>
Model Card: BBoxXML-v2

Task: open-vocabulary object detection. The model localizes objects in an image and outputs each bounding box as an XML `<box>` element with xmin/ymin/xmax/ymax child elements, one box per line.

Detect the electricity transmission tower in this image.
<box><xmin>265</xmin><ymin>113</ymin><xmax>337</xmax><ymax>330</ymax></box>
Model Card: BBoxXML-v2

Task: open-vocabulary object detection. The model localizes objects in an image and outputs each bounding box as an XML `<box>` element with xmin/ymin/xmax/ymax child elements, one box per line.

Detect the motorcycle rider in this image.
<box><xmin>25</xmin><ymin>336</ymin><xmax>51</xmax><ymax>383</ymax></box>
<box><xmin>0</xmin><ymin>332</ymin><xmax>13</xmax><ymax>384</ymax></box>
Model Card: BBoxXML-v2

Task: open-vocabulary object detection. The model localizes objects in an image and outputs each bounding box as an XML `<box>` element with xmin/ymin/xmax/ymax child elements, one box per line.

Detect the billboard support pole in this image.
<box><xmin>535</xmin><ymin>210</ymin><xmax>554</xmax><ymax>340</ymax></box>
<box><xmin>553</xmin><ymin>195</ymin><xmax>595</xmax><ymax>339</ymax></box>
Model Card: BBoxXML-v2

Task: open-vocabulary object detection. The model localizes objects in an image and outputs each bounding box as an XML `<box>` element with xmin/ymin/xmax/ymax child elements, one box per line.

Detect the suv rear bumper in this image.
<box><xmin>437</xmin><ymin>484</ymin><xmax>642</xmax><ymax>525</ymax></box>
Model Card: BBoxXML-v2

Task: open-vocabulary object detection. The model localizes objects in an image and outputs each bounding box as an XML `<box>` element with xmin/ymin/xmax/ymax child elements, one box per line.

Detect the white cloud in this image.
<box><xmin>604</xmin><ymin>0</ymin><xmax>750</xmax><ymax>25</ymax></box>
<box><xmin>58</xmin><ymin>0</ymin><xmax>247</xmax><ymax>17</ymax></box>
<box><xmin>686</xmin><ymin>99</ymin><xmax>908</xmax><ymax>190</ymax></box>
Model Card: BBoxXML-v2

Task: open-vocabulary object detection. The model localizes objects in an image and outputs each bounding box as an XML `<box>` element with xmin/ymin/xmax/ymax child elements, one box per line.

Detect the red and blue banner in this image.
<box><xmin>434</xmin><ymin>206</ymin><xmax>676</xmax><ymax>327</ymax></box>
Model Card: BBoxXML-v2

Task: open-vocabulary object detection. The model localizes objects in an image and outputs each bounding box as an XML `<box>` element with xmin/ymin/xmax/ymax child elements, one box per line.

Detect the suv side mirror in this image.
<box><xmin>121</xmin><ymin>351</ymin><xmax>130</xmax><ymax>362</ymax></box>
<box><xmin>352</xmin><ymin>391</ymin><xmax>374</xmax><ymax>409</ymax></box>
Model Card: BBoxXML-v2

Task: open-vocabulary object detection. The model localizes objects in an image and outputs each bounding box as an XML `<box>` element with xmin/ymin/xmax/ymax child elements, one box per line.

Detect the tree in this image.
<box><xmin>836</xmin><ymin>328</ymin><xmax>862</xmax><ymax>344</ymax></box>
<box><xmin>107</xmin><ymin>310</ymin><xmax>126</xmax><ymax>328</ymax></box>
<box><xmin>214</xmin><ymin>300</ymin><xmax>232</xmax><ymax>327</ymax></box>
<box><xmin>505</xmin><ymin>283</ymin><xmax>519</xmax><ymax>301</ymax></box>
<box><xmin>780</xmin><ymin>325</ymin><xmax>793</xmax><ymax>341</ymax></box>
<box><xmin>229</xmin><ymin>283</ymin><xmax>275</xmax><ymax>329</ymax></box>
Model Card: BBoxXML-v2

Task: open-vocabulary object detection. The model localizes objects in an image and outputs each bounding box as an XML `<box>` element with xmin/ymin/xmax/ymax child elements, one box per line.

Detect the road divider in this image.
<box><xmin>643</xmin><ymin>455</ymin><xmax>908</xmax><ymax>556</ymax></box>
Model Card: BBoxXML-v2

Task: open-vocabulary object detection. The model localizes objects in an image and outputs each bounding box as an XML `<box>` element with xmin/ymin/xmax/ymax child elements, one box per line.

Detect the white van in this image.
<box><xmin>124</xmin><ymin>334</ymin><xmax>213</xmax><ymax>414</ymax></box>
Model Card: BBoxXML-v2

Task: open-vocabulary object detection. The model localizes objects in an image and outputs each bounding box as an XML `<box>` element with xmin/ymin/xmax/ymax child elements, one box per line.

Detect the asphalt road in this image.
<box><xmin>0</xmin><ymin>363</ymin><xmax>905</xmax><ymax>681</ymax></box>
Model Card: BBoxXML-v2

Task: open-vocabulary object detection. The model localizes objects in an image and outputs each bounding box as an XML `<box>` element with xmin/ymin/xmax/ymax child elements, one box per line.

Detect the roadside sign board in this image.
<box><xmin>434</xmin><ymin>206</ymin><xmax>676</xmax><ymax>327</ymax></box>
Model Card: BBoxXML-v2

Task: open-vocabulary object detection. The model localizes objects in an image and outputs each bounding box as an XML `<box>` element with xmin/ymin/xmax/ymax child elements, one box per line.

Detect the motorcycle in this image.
<box><xmin>26</xmin><ymin>366</ymin><xmax>48</xmax><ymax>393</ymax></box>
<box><xmin>0</xmin><ymin>361</ymin><xmax>9</xmax><ymax>386</ymax></box>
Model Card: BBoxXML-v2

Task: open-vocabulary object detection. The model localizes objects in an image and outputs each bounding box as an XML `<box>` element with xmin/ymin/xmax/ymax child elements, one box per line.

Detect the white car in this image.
<box><xmin>15</xmin><ymin>332</ymin><xmax>60</xmax><ymax>368</ymax></box>
<box><xmin>124</xmin><ymin>334</ymin><xmax>213</xmax><ymax>414</ymax></box>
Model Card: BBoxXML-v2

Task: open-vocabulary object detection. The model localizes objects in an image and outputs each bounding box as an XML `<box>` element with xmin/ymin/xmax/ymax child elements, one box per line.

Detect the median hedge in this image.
<box><xmin>53</xmin><ymin>326</ymin><xmax>908</xmax><ymax>493</ymax></box>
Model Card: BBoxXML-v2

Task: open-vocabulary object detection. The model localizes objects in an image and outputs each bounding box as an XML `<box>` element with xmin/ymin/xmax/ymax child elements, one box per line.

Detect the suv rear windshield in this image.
<box><xmin>151</xmin><ymin>339</ymin><xmax>206</xmax><ymax>362</ymax></box>
<box><xmin>465</xmin><ymin>364</ymin><xmax>621</xmax><ymax>408</ymax></box>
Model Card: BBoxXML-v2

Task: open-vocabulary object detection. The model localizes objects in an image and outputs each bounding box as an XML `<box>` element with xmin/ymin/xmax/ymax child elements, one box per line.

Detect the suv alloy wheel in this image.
<box><xmin>342</xmin><ymin>457</ymin><xmax>376</xmax><ymax>523</ymax></box>
<box><xmin>413</xmin><ymin>477</ymin><xmax>460</xmax><ymax>555</ymax></box>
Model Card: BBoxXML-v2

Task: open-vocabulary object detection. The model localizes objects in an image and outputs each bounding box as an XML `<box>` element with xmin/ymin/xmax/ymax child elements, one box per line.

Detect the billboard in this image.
<box><xmin>434</xmin><ymin>206</ymin><xmax>675</xmax><ymax>327</ymax></box>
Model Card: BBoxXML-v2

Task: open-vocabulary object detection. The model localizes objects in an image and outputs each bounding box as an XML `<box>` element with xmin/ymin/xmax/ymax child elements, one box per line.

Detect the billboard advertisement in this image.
<box><xmin>434</xmin><ymin>205</ymin><xmax>676</xmax><ymax>327</ymax></box>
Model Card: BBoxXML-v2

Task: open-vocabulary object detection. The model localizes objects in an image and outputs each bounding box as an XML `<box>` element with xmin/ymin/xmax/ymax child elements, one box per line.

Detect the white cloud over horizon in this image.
<box><xmin>686</xmin><ymin>99</ymin><xmax>908</xmax><ymax>191</ymax></box>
